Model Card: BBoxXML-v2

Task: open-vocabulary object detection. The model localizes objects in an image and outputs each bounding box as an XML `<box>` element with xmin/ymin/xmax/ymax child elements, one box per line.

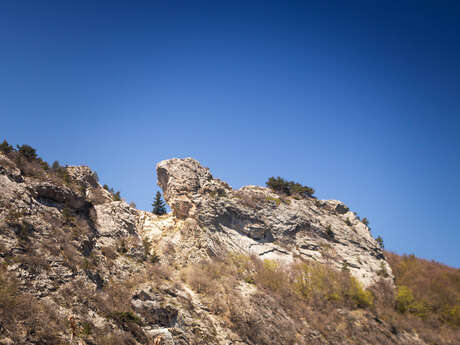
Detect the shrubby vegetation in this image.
<box><xmin>0</xmin><ymin>199</ymin><xmax>170</xmax><ymax>344</ymax></box>
<box><xmin>0</xmin><ymin>139</ymin><xmax>127</xmax><ymax>203</ymax></box>
<box><xmin>179</xmin><ymin>252</ymin><xmax>460</xmax><ymax>345</ymax></box>
<box><xmin>0</xmin><ymin>139</ymin><xmax>13</xmax><ymax>153</ymax></box>
<box><xmin>266</xmin><ymin>176</ymin><xmax>315</xmax><ymax>198</ymax></box>
<box><xmin>16</xmin><ymin>144</ymin><xmax>38</xmax><ymax>160</ymax></box>
<box><xmin>361</xmin><ymin>217</ymin><xmax>369</xmax><ymax>226</ymax></box>
<box><xmin>180</xmin><ymin>255</ymin><xmax>377</xmax><ymax>344</ymax></box>
<box><xmin>103</xmin><ymin>184</ymin><xmax>122</xmax><ymax>201</ymax></box>
<box><xmin>386</xmin><ymin>251</ymin><xmax>460</xmax><ymax>327</ymax></box>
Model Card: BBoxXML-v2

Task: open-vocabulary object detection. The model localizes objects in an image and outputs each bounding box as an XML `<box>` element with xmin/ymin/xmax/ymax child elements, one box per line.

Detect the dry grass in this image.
<box><xmin>180</xmin><ymin>255</ymin><xmax>381</xmax><ymax>344</ymax></box>
<box><xmin>232</xmin><ymin>190</ymin><xmax>267</xmax><ymax>209</ymax></box>
<box><xmin>180</xmin><ymin>253</ymin><xmax>460</xmax><ymax>345</ymax></box>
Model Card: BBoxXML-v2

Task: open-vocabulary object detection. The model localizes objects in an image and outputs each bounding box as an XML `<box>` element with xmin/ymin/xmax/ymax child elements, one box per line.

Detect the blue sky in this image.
<box><xmin>1</xmin><ymin>1</ymin><xmax>459</xmax><ymax>267</ymax></box>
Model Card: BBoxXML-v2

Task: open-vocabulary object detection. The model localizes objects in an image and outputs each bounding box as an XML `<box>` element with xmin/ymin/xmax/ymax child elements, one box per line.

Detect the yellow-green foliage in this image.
<box><xmin>293</xmin><ymin>262</ymin><xmax>340</xmax><ymax>302</ymax></box>
<box><xmin>395</xmin><ymin>285</ymin><xmax>415</xmax><ymax>313</ymax></box>
<box><xmin>229</xmin><ymin>254</ymin><xmax>255</xmax><ymax>283</ymax></box>
<box><xmin>292</xmin><ymin>262</ymin><xmax>373</xmax><ymax>308</ymax></box>
<box><xmin>395</xmin><ymin>285</ymin><xmax>427</xmax><ymax>316</ymax></box>
<box><xmin>265</xmin><ymin>196</ymin><xmax>281</xmax><ymax>206</ymax></box>
<box><xmin>256</xmin><ymin>259</ymin><xmax>284</xmax><ymax>292</ymax></box>
<box><xmin>349</xmin><ymin>278</ymin><xmax>374</xmax><ymax>308</ymax></box>
<box><xmin>395</xmin><ymin>285</ymin><xmax>428</xmax><ymax>316</ymax></box>
<box><xmin>448</xmin><ymin>305</ymin><xmax>460</xmax><ymax>326</ymax></box>
<box><xmin>182</xmin><ymin>255</ymin><xmax>375</xmax><ymax>311</ymax></box>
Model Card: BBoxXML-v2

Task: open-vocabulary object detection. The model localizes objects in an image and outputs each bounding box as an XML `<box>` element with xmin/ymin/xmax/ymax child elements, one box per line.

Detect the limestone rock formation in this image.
<box><xmin>157</xmin><ymin>157</ymin><xmax>392</xmax><ymax>287</ymax></box>
<box><xmin>0</xmin><ymin>152</ymin><xmax>430</xmax><ymax>345</ymax></box>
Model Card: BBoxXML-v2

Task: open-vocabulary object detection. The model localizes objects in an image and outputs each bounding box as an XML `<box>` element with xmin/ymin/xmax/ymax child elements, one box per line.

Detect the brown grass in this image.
<box><xmin>180</xmin><ymin>255</ymin><xmax>381</xmax><ymax>344</ymax></box>
<box><xmin>180</xmin><ymin>253</ymin><xmax>460</xmax><ymax>345</ymax></box>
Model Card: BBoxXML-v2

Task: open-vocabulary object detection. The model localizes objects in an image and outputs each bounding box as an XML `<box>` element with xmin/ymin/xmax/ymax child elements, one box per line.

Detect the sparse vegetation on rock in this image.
<box><xmin>0</xmin><ymin>151</ymin><xmax>458</xmax><ymax>345</ymax></box>
<box><xmin>266</xmin><ymin>176</ymin><xmax>315</xmax><ymax>197</ymax></box>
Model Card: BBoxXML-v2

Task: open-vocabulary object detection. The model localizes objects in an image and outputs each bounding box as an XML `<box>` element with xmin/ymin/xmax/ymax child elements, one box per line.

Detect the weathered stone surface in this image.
<box><xmin>0</xmin><ymin>154</ymin><xmax>23</xmax><ymax>183</ymax></box>
<box><xmin>157</xmin><ymin>158</ymin><xmax>229</xmax><ymax>219</ymax></box>
<box><xmin>156</xmin><ymin>157</ymin><xmax>393</xmax><ymax>287</ymax></box>
<box><xmin>0</xmin><ymin>153</ymin><xmax>428</xmax><ymax>345</ymax></box>
<box><xmin>66</xmin><ymin>165</ymin><xmax>113</xmax><ymax>204</ymax></box>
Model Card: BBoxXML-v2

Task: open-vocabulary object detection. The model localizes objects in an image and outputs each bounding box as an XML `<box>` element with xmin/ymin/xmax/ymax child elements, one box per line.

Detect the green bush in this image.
<box><xmin>265</xmin><ymin>196</ymin><xmax>281</xmax><ymax>206</ymax></box>
<box><xmin>0</xmin><ymin>139</ymin><xmax>13</xmax><ymax>154</ymax></box>
<box><xmin>110</xmin><ymin>311</ymin><xmax>142</xmax><ymax>325</ymax></box>
<box><xmin>113</xmin><ymin>191</ymin><xmax>121</xmax><ymax>201</ymax></box>
<box><xmin>349</xmin><ymin>278</ymin><xmax>374</xmax><ymax>308</ymax></box>
<box><xmin>395</xmin><ymin>285</ymin><xmax>415</xmax><ymax>313</ymax></box>
<box><xmin>16</xmin><ymin>144</ymin><xmax>37</xmax><ymax>160</ymax></box>
<box><xmin>266</xmin><ymin>176</ymin><xmax>315</xmax><ymax>197</ymax></box>
<box><xmin>102</xmin><ymin>184</ymin><xmax>122</xmax><ymax>201</ymax></box>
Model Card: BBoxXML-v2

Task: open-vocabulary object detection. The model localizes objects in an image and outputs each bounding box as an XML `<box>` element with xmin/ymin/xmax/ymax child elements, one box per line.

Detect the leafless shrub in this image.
<box><xmin>232</xmin><ymin>190</ymin><xmax>267</xmax><ymax>209</ymax></box>
<box><xmin>0</xmin><ymin>266</ymin><xmax>67</xmax><ymax>344</ymax></box>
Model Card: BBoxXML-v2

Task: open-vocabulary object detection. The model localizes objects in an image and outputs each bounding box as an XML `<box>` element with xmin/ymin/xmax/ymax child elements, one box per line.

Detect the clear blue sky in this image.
<box><xmin>1</xmin><ymin>1</ymin><xmax>459</xmax><ymax>267</ymax></box>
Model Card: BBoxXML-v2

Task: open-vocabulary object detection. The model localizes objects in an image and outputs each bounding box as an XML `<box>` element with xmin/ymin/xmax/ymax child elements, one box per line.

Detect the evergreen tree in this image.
<box><xmin>16</xmin><ymin>144</ymin><xmax>37</xmax><ymax>160</ymax></box>
<box><xmin>0</xmin><ymin>140</ymin><xmax>13</xmax><ymax>154</ymax></box>
<box><xmin>266</xmin><ymin>176</ymin><xmax>315</xmax><ymax>197</ymax></box>
<box><xmin>113</xmin><ymin>191</ymin><xmax>121</xmax><ymax>201</ymax></box>
<box><xmin>376</xmin><ymin>236</ymin><xmax>384</xmax><ymax>248</ymax></box>
<box><xmin>152</xmin><ymin>191</ymin><xmax>167</xmax><ymax>215</ymax></box>
<box><xmin>51</xmin><ymin>160</ymin><xmax>61</xmax><ymax>171</ymax></box>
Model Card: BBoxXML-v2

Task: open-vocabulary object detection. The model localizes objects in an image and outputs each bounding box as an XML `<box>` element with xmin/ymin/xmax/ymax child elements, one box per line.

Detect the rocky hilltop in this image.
<box><xmin>156</xmin><ymin>158</ymin><xmax>391</xmax><ymax>287</ymax></box>
<box><xmin>157</xmin><ymin>158</ymin><xmax>392</xmax><ymax>286</ymax></box>
<box><xmin>0</xmin><ymin>152</ymin><xmax>431</xmax><ymax>345</ymax></box>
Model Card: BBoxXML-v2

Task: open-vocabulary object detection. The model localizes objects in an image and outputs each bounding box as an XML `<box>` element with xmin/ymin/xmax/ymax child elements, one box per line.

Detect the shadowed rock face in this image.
<box><xmin>157</xmin><ymin>157</ymin><xmax>393</xmax><ymax>287</ymax></box>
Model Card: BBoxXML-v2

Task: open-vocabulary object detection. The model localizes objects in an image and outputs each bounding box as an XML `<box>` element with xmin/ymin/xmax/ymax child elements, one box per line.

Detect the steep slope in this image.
<box><xmin>1</xmin><ymin>151</ymin><xmax>454</xmax><ymax>344</ymax></box>
<box><xmin>156</xmin><ymin>158</ymin><xmax>392</xmax><ymax>288</ymax></box>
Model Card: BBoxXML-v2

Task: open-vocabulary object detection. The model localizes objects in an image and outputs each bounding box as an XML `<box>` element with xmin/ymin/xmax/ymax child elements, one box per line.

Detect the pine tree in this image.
<box><xmin>16</xmin><ymin>144</ymin><xmax>37</xmax><ymax>160</ymax></box>
<box><xmin>152</xmin><ymin>191</ymin><xmax>167</xmax><ymax>215</ymax></box>
<box><xmin>0</xmin><ymin>140</ymin><xmax>13</xmax><ymax>154</ymax></box>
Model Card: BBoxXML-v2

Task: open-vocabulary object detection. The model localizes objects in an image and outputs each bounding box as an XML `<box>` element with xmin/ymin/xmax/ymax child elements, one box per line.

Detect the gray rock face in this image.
<box><xmin>157</xmin><ymin>158</ymin><xmax>393</xmax><ymax>287</ymax></box>
<box><xmin>157</xmin><ymin>158</ymin><xmax>230</xmax><ymax>219</ymax></box>
<box><xmin>66</xmin><ymin>165</ymin><xmax>113</xmax><ymax>204</ymax></box>
<box><xmin>1</xmin><ymin>152</ymin><xmax>426</xmax><ymax>345</ymax></box>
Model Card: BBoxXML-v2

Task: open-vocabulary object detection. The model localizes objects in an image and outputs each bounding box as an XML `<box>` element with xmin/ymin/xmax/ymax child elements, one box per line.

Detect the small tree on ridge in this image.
<box><xmin>152</xmin><ymin>191</ymin><xmax>167</xmax><ymax>215</ymax></box>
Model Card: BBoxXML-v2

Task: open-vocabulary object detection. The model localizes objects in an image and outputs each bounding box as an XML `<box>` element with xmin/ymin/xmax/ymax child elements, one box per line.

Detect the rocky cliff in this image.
<box><xmin>0</xmin><ymin>153</ymin><xmax>429</xmax><ymax>345</ymax></box>
<box><xmin>156</xmin><ymin>158</ymin><xmax>391</xmax><ymax>288</ymax></box>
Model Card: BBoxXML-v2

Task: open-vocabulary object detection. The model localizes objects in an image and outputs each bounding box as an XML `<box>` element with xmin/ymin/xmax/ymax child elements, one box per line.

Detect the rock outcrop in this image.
<box><xmin>0</xmin><ymin>152</ymin><xmax>428</xmax><ymax>345</ymax></box>
<box><xmin>157</xmin><ymin>157</ymin><xmax>392</xmax><ymax>287</ymax></box>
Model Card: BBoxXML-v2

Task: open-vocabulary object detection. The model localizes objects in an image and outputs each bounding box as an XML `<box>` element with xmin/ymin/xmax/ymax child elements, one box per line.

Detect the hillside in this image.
<box><xmin>0</xmin><ymin>143</ymin><xmax>459</xmax><ymax>345</ymax></box>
